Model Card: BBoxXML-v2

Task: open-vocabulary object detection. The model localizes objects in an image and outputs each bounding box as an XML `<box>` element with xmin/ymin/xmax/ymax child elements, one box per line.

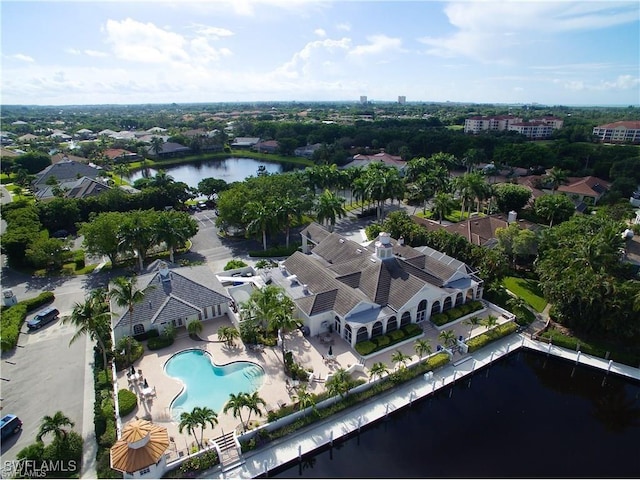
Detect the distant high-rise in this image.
<box><xmin>360</xmin><ymin>96</ymin><xmax>368</xmax><ymax>105</ymax></box>
<box><xmin>398</xmin><ymin>96</ymin><xmax>406</xmax><ymax>104</ymax></box>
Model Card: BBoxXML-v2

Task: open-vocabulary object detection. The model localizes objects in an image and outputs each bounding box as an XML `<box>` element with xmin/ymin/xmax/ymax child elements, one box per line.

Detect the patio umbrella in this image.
<box><xmin>328</xmin><ymin>345</ymin><xmax>333</xmax><ymax>357</ymax></box>
<box><xmin>143</xmin><ymin>379</ymin><xmax>149</xmax><ymax>389</ymax></box>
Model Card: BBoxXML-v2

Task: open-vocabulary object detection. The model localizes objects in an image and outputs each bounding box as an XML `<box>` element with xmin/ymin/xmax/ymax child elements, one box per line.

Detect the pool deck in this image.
<box><xmin>115</xmin><ymin>307</ymin><xmax>507</xmax><ymax>460</ymax></box>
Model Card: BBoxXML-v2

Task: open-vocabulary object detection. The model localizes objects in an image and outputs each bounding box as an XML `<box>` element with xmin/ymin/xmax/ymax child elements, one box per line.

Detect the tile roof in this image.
<box><xmin>558</xmin><ymin>176</ymin><xmax>610</xmax><ymax>197</ymax></box>
<box><xmin>110</xmin><ymin>419</ymin><xmax>169</xmax><ymax>473</ymax></box>
<box><xmin>285</xmin><ymin>223</ymin><xmax>477</xmax><ymax>317</ymax></box>
<box><xmin>595</xmin><ymin>121</ymin><xmax>640</xmax><ymax>130</ymax></box>
<box><xmin>113</xmin><ymin>264</ymin><xmax>230</xmax><ymax>329</ymax></box>
<box><xmin>34</xmin><ymin>161</ymin><xmax>101</xmax><ymax>187</ymax></box>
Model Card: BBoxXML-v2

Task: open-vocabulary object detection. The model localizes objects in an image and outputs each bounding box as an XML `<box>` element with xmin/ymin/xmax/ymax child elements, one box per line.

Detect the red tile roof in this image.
<box><xmin>596</xmin><ymin>121</ymin><xmax>640</xmax><ymax>130</ymax></box>
<box><xmin>558</xmin><ymin>176</ymin><xmax>610</xmax><ymax>197</ymax></box>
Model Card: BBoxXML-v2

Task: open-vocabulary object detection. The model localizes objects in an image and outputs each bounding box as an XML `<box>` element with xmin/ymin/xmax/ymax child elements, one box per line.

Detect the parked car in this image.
<box><xmin>197</xmin><ymin>201</ymin><xmax>208</xmax><ymax>210</ymax></box>
<box><xmin>27</xmin><ymin>306</ymin><xmax>60</xmax><ymax>330</ymax></box>
<box><xmin>0</xmin><ymin>414</ymin><xmax>22</xmax><ymax>440</ymax></box>
<box><xmin>52</xmin><ymin>229</ymin><xmax>69</xmax><ymax>238</ymax></box>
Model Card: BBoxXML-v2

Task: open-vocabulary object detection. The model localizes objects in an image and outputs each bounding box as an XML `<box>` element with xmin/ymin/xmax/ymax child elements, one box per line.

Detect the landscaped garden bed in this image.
<box><xmin>354</xmin><ymin>323</ymin><xmax>423</xmax><ymax>356</ymax></box>
<box><xmin>430</xmin><ymin>300</ymin><xmax>484</xmax><ymax>327</ymax></box>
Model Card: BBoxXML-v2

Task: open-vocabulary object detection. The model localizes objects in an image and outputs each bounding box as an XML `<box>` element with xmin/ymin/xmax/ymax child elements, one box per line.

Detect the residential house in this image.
<box><xmin>253</xmin><ymin>140</ymin><xmax>279</xmax><ymax>154</ymax></box>
<box><xmin>294</xmin><ymin>143</ymin><xmax>322</xmax><ymax>159</ymax></box>
<box><xmin>592</xmin><ymin>121</ymin><xmax>640</xmax><ymax>144</ymax></box>
<box><xmin>105</xmin><ymin>148</ymin><xmax>139</xmax><ymax>163</ymax></box>
<box><xmin>264</xmin><ymin>223</ymin><xmax>483</xmax><ymax>348</ymax></box>
<box><xmin>50</xmin><ymin>153</ymin><xmax>87</xmax><ymax>165</ymax></box>
<box><xmin>343</xmin><ymin>150</ymin><xmax>406</xmax><ymax>172</ymax></box>
<box><xmin>145</xmin><ymin>141</ymin><xmax>191</xmax><ymax>159</ymax></box>
<box><xmin>412</xmin><ymin>212</ymin><xmax>540</xmax><ymax>248</ymax></box>
<box><xmin>74</xmin><ymin>128</ymin><xmax>95</xmax><ymax>140</ymax></box>
<box><xmin>32</xmin><ymin>160</ymin><xmax>102</xmax><ymax>193</ymax></box>
<box><xmin>111</xmin><ymin>262</ymin><xmax>231</xmax><ymax>343</ymax></box>
<box><xmin>557</xmin><ymin>176</ymin><xmax>610</xmax><ymax>206</ymax></box>
<box><xmin>35</xmin><ymin>176</ymin><xmax>111</xmax><ymax>201</ymax></box>
<box><xmin>231</xmin><ymin>137</ymin><xmax>260</xmax><ymax>148</ymax></box>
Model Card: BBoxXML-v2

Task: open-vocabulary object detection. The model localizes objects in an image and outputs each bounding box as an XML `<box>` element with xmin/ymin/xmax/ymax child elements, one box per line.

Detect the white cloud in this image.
<box><xmin>191</xmin><ymin>24</ymin><xmax>234</xmax><ymax>39</ymax></box>
<box><xmin>189</xmin><ymin>37</ymin><xmax>232</xmax><ymax>63</ymax></box>
<box><xmin>9</xmin><ymin>53</ymin><xmax>34</xmax><ymax>63</ymax></box>
<box><xmin>336</xmin><ymin>22</ymin><xmax>351</xmax><ymax>32</ymax></box>
<box><xmin>84</xmin><ymin>50</ymin><xmax>109</xmax><ymax>58</ymax></box>
<box><xmin>420</xmin><ymin>1</ymin><xmax>638</xmax><ymax>62</ymax></box>
<box><xmin>314</xmin><ymin>28</ymin><xmax>326</xmax><ymax>37</ymax></box>
<box><xmin>65</xmin><ymin>48</ymin><xmax>81</xmax><ymax>56</ymax></box>
<box><xmin>104</xmin><ymin>18</ymin><xmax>190</xmax><ymax>63</ymax></box>
<box><xmin>276</xmin><ymin>37</ymin><xmax>351</xmax><ymax>79</ymax></box>
<box><xmin>598</xmin><ymin>75</ymin><xmax>640</xmax><ymax>91</ymax></box>
<box><xmin>349</xmin><ymin>35</ymin><xmax>403</xmax><ymax>57</ymax></box>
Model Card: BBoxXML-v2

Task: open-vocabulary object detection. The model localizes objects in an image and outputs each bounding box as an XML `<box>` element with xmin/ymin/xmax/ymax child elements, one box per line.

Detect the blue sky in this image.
<box><xmin>2</xmin><ymin>0</ymin><xmax>639</xmax><ymax>106</ymax></box>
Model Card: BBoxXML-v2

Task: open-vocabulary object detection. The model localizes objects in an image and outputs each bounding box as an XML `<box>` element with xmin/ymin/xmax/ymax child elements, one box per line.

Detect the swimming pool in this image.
<box><xmin>164</xmin><ymin>349</ymin><xmax>265</xmax><ymax>420</ymax></box>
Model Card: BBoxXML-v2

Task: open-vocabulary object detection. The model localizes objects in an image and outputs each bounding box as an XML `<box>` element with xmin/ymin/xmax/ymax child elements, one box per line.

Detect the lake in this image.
<box><xmin>126</xmin><ymin>157</ymin><xmax>285</xmax><ymax>187</ymax></box>
<box><xmin>270</xmin><ymin>350</ymin><xmax>640</xmax><ymax>478</ymax></box>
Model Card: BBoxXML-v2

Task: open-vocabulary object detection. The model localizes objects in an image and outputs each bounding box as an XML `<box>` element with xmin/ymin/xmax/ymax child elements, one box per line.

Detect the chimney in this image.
<box><xmin>398</xmin><ymin>236</ymin><xmax>404</xmax><ymax>246</ymax></box>
<box><xmin>507</xmin><ymin>211</ymin><xmax>517</xmax><ymax>223</ymax></box>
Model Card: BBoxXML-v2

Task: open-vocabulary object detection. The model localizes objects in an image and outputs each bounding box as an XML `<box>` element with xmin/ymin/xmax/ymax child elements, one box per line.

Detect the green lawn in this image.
<box><xmin>502</xmin><ymin>276</ymin><xmax>547</xmax><ymax>312</ymax></box>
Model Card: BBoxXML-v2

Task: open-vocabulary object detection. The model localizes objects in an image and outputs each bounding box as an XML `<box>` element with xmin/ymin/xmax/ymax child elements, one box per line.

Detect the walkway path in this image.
<box><xmin>202</xmin><ymin>333</ymin><xmax>639</xmax><ymax>479</ymax></box>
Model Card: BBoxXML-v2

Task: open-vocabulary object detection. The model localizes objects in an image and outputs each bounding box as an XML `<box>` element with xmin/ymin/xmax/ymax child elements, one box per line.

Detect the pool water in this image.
<box><xmin>164</xmin><ymin>349</ymin><xmax>264</xmax><ymax>420</ymax></box>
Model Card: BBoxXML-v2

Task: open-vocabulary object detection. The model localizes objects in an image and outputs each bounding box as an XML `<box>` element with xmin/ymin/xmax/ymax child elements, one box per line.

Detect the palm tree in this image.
<box><xmin>243</xmin><ymin>392</ymin><xmax>266</xmax><ymax>430</ymax></box>
<box><xmin>192</xmin><ymin>406</ymin><xmax>218</xmax><ymax>447</ymax></box>
<box><xmin>187</xmin><ymin>319</ymin><xmax>203</xmax><ymax>338</ymax></box>
<box><xmin>326</xmin><ymin>368</ymin><xmax>351</xmax><ymax>398</ymax></box>
<box><xmin>178</xmin><ymin>410</ymin><xmax>201</xmax><ymax>449</ymax></box>
<box><xmin>292</xmin><ymin>385</ymin><xmax>316</xmax><ymax>415</ymax></box>
<box><xmin>275</xmin><ymin>197</ymin><xmax>304</xmax><ymax>248</ymax></box>
<box><xmin>112</xmin><ymin>163</ymin><xmax>129</xmax><ymax>186</ymax></box>
<box><xmin>315</xmin><ymin>189</ymin><xmax>346</xmax><ymax>232</ymax></box>
<box><xmin>391</xmin><ymin>350</ymin><xmax>411</xmax><ymax>371</ymax></box>
<box><xmin>223</xmin><ymin>393</ymin><xmax>247</xmax><ymax>429</ymax></box>
<box><xmin>481</xmin><ymin>315</ymin><xmax>499</xmax><ymax>332</ymax></box>
<box><xmin>413</xmin><ymin>339</ymin><xmax>432</xmax><ymax>361</ymax></box>
<box><xmin>243</xmin><ymin>200</ymin><xmax>277</xmax><ymax>251</ymax></box>
<box><xmin>65</xmin><ymin>295</ymin><xmax>112</xmax><ymax>375</ymax></box>
<box><xmin>431</xmin><ymin>192</ymin><xmax>455</xmax><ymax>224</ymax></box>
<box><xmin>463</xmin><ymin>316</ymin><xmax>482</xmax><ymax>340</ymax></box>
<box><xmin>546</xmin><ymin>166</ymin><xmax>569</xmax><ymax>193</ymax></box>
<box><xmin>217</xmin><ymin>326</ymin><xmax>240</xmax><ymax>347</ymax></box>
<box><xmin>268</xmin><ymin>294</ymin><xmax>298</xmax><ymax>369</ymax></box>
<box><xmin>149</xmin><ymin>136</ymin><xmax>164</xmax><ymax>158</ymax></box>
<box><xmin>36</xmin><ymin>411</ymin><xmax>75</xmax><ymax>442</ymax></box>
<box><xmin>155</xmin><ymin>211</ymin><xmax>198</xmax><ymax>263</ymax></box>
<box><xmin>110</xmin><ymin>276</ymin><xmax>147</xmax><ymax>367</ymax></box>
<box><xmin>438</xmin><ymin>329</ymin><xmax>457</xmax><ymax>349</ymax></box>
<box><xmin>119</xmin><ymin>210</ymin><xmax>157</xmax><ymax>271</ymax></box>
<box><xmin>369</xmin><ymin>361</ymin><xmax>389</xmax><ymax>382</ymax></box>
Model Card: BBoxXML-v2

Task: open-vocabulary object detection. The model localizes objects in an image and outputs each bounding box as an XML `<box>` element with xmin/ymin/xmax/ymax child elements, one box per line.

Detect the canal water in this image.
<box><xmin>270</xmin><ymin>350</ymin><xmax>640</xmax><ymax>478</ymax></box>
<box><xmin>127</xmin><ymin>157</ymin><xmax>285</xmax><ymax>187</ymax></box>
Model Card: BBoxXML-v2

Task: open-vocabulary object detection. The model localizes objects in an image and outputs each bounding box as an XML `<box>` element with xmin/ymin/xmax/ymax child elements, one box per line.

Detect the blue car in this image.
<box><xmin>1</xmin><ymin>414</ymin><xmax>22</xmax><ymax>440</ymax></box>
<box><xmin>27</xmin><ymin>307</ymin><xmax>60</xmax><ymax>330</ymax></box>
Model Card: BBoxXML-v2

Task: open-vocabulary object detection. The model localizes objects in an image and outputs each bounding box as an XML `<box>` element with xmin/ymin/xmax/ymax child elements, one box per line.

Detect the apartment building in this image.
<box><xmin>465</xmin><ymin>115</ymin><xmax>563</xmax><ymax>139</ymax></box>
<box><xmin>592</xmin><ymin>121</ymin><xmax>640</xmax><ymax>144</ymax></box>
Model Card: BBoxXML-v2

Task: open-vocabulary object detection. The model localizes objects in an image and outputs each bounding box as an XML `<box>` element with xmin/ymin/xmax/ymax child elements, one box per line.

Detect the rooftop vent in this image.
<box><xmin>339</xmin><ymin>238</ymin><xmax>345</xmax><ymax>243</ymax></box>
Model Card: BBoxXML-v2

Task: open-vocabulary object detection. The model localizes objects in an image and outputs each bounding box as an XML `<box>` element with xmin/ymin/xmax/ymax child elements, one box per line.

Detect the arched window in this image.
<box><xmin>416</xmin><ymin>300</ymin><xmax>428</xmax><ymax>323</ymax></box>
<box><xmin>400</xmin><ymin>311</ymin><xmax>411</xmax><ymax>327</ymax></box>
<box><xmin>334</xmin><ymin>316</ymin><xmax>342</xmax><ymax>335</ymax></box>
<box><xmin>344</xmin><ymin>324</ymin><xmax>352</xmax><ymax>343</ymax></box>
<box><xmin>386</xmin><ymin>316</ymin><xmax>397</xmax><ymax>333</ymax></box>
<box><xmin>455</xmin><ymin>292</ymin><xmax>464</xmax><ymax>307</ymax></box>
<box><xmin>356</xmin><ymin>326</ymin><xmax>368</xmax><ymax>343</ymax></box>
<box><xmin>466</xmin><ymin>288</ymin><xmax>475</xmax><ymax>301</ymax></box>
<box><xmin>431</xmin><ymin>301</ymin><xmax>441</xmax><ymax>316</ymax></box>
<box><xmin>133</xmin><ymin>324</ymin><xmax>145</xmax><ymax>335</ymax></box>
<box><xmin>443</xmin><ymin>297</ymin><xmax>452</xmax><ymax>311</ymax></box>
<box><xmin>371</xmin><ymin>321</ymin><xmax>383</xmax><ymax>338</ymax></box>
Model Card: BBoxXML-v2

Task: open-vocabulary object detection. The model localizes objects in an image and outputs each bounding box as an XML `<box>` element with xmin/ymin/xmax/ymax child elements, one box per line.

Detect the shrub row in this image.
<box><xmin>431</xmin><ymin>300</ymin><xmax>483</xmax><ymax>327</ymax></box>
<box><xmin>133</xmin><ymin>328</ymin><xmax>159</xmax><ymax>342</ymax></box>
<box><xmin>147</xmin><ymin>335</ymin><xmax>175</xmax><ymax>350</ymax></box>
<box><xmin>0</xmin><ymin>291</ymin><xmax>57</xmax><ymax>351</ymax></box>
<box><xmin>467</xmin><ymin>321</ymin><xmax>518</xmax><ymax>352</ymax></box>
<box><xmin>354</xmin><ymin>323</ymin><xmax>424</xmax><ymax>356</ymax></box>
